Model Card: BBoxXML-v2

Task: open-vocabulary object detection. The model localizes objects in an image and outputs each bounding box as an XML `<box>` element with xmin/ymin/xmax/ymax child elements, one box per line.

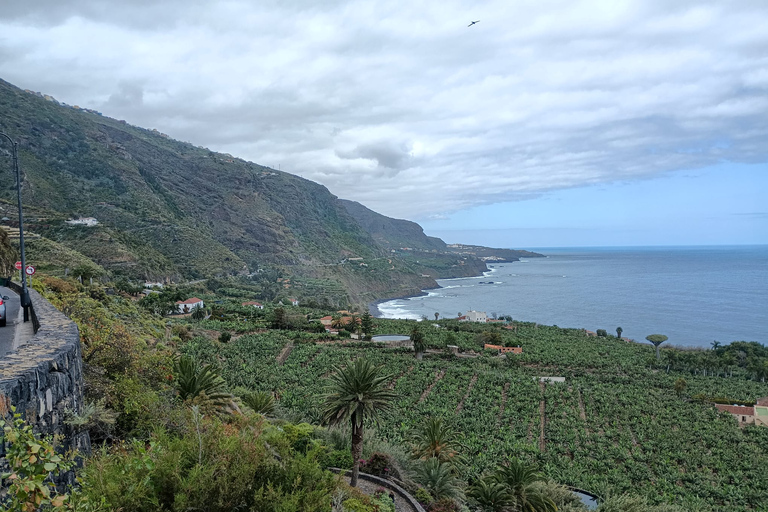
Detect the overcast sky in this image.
<box><xmin>1</xmin><ymin>0</ymin><xmax>767</xmax><ymax>246</ymax></box>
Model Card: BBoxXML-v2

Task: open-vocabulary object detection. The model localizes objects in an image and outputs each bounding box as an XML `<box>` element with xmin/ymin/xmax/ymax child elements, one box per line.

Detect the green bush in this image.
<box><xmin>72</xmin><ymin>416</ymin><xmax>337</xmax><ymax>512</ymax></box>
<box><xmin>321</xmin><ymin>449</ymin><xmax>354</xmax><ymax>469</ymax></box>
<box><xmin>342</xmin><ymin>498</ymin><xmax>377</xmax><ymax>512</ymax></box>
<box><xmin>413</xmin><ymin>487</ymin><xmax>434</xmax><ymax>506</ymax></box>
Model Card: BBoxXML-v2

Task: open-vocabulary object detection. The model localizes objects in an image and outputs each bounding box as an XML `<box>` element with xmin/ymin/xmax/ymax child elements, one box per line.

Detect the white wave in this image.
<box><xmin>377</xmin><ymin>301</ymin><xmax>423</xmax><ymax>320</ymax></box>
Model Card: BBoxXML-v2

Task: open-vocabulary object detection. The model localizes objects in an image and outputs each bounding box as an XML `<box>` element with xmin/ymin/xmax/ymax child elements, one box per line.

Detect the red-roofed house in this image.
<box><xmin>288</xmin><ymin>298</ymin><xmax>299</xmax><ymax>306</ymax></box>
<box><xmin>242</xmin><ymin>301</ymin><xmax>264</xmax><ymax>309</ymax></box>
<box><xmin>715</xmin><ymin>404</ymin><xmax>756</xmax><ymax>425</ymax></box>
<box><xmin>319</xmin><ymin>316</ymin><xmax>334</xmax><ymax>326</ymax></box>
<box><xmin>176</xmin><ymin>297</ymin><xmax>204</xmax><ymax>314</ymax></box>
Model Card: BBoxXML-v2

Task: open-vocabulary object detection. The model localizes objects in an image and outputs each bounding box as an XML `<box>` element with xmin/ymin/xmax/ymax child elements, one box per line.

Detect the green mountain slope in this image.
<box><xmin>339</xmin><ymin>199</ymin><xmax>446</xmax><ymax>252</ymax></box>
<box><xmin>0</xmin><ymin>78</ymin><xmax>438</xmax><ymax>301</ymax></box>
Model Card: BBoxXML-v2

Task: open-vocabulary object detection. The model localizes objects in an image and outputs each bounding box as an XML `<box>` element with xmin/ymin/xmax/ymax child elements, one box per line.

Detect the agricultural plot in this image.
<box><xmin>181</xmin><ymin>324</ymin><xmax>768</xmax><ymax>510</ymax></box>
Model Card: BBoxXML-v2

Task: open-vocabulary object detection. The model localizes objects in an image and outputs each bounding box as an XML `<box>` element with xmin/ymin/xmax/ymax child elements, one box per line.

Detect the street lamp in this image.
<box><xmin>0</xmin><ymin>131</ymin><xmax>30</xmax><ymax>322</ymax></box>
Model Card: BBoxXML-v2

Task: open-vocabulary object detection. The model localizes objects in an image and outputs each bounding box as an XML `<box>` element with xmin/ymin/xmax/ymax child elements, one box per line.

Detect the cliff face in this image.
<box><xmin>340</xmin><ymin>199</ymin><xmax>446</xmax><ymax>252</ymax></box>
<box><xmin>0</xmin><ymin>79</ymin><xmax>450</xmax><ymax>302</ymax></box>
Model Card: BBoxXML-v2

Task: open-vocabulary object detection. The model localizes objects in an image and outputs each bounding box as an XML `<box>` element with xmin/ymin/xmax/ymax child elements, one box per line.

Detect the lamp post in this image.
<box><xmin>0</xmin><ymin>132</ymin><xmax>29</xmax><ymax>322</ymax></box>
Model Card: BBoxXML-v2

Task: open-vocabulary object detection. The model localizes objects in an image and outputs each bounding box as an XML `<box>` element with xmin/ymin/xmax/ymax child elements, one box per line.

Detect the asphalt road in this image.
<box><xmin>0</xmin><ymin>285</ymin><xmax>20</xmax><ymax>357</ymax></box>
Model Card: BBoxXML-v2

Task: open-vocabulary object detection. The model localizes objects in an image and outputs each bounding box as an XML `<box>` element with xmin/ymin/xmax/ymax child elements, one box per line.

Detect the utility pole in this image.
<box><xmin>1</xmin><ymin>132</ymin><xmax>30</xmax><ymax>322</ymax></box>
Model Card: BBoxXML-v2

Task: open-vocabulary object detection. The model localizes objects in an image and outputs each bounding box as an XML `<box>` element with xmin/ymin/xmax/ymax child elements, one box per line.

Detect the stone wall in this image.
<box><xmin>0</xmin><ymin>284</ymin><xmax>90</xmax><ymax>456</ymax></box>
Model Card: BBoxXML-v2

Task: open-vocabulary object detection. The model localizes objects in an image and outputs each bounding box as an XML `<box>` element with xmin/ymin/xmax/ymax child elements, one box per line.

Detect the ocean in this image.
<box><xmin>376</xmin><ymin>246</ymin><xmax>768</xmax><ymax>348</ymax></box>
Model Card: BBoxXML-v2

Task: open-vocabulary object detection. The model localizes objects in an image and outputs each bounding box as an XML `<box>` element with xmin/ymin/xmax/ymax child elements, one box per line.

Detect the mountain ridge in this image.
<box><xmin>0</xmin><ymin>78</ymin><xmax>538</xmax><ymax>304</ymax></box>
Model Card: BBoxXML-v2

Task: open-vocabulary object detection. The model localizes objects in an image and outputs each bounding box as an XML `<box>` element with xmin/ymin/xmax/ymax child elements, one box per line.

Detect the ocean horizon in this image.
<box><xmin>374</xmin><ymin>245</ymin><xmax>768</xmax><ymax>348</ymax></box>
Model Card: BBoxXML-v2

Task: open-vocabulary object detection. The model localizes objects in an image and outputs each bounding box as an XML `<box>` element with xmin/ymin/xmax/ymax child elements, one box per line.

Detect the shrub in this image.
<box><xmin>0</xmin><ymin>408</ymin><xmax>73</xmax><ymax>512</ymax></box>
<box><xmin>73</xmin><ymin>417</ymin><xmax>337</xmax><ymax>512</ymax></box>
<box><xmin>342</xmin><ymin>498</ymin><xmax>376</xmax><ymax>512</ymax></box>
<box><xmin>321</xmin><ymin>449</ymin><xmax>354</xmax><ymax>469</ymax></box>
<box><xmin>596</xmin><ymin>329</ymin><xmax>608</xmax><ymax>337</ymax></box>
<box><xmin>372</xmin><ymin>490</ymin><xmax>396</xmax><ymax>512</ymax></box>
<box><xmin>40</xmin><ymin>275</ymin><xmax>78</xmax><ymax>295</ymax></box>
<box><xmin>218</xmin><ymin>331</ymin><xmax>232</xmax><ymax>343</ymax></box>
<box><xmin>361</xmin><ymin>452</ymin><xmax>393</xmax><ymax>478</ymax></box>
<box><xmin>428</xmin><ymin>498</ymin><xmax>461</xmax><ymax>512</ymax></box>
<box><xmin>413</xmin><ymin>487</ymin><xmax>434</xmax><ymax>507</ymax></box>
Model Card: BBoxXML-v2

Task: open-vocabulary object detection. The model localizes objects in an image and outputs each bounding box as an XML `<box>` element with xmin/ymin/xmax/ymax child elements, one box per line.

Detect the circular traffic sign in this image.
<box><xmin>25</xmin><ymin>265</ymin><xmax>35</xmax><ymax>276</ymax></box>
<box><xmin>14</xmin><ymin>261</ymin><xmax>22</xmax><ymax>270</ymax></box>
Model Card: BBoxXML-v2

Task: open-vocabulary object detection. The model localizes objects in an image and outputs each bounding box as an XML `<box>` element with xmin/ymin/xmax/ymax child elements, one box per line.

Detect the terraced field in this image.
<box><xmin>181</xmin><ymin>323</ymin><xmax>768</xmax><ymax>510</ymax></box>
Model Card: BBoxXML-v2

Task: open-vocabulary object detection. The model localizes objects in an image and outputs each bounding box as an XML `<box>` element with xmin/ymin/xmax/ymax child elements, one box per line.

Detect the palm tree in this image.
<box><xmin>173</xmin><ymin>355</ymin><xmax>234</xmax><ymax>414</ymax></box>
<box><xmin>331</xmin><ymin>315</ymin><xmax>345</xmax><ymax>329</ymax></box>
<box><xmin>645</xmin><ymin>334</ymin><xmax>668</xmax><ymax>360</ymax></box>
<box><xmin>413</xmin><ymin>458</ymin><xmax>463</xmax><ymax>501</ymax></box>
<box><xmin>616</xmin><ymin>326</ymin><xmax>623</xmax><ymax>339</ymax></box>
<box><xmin>191</xmin><ymin>305</ymin><xmax>206</xmax><ymax>321</ymax></box>
<box><xmin>241</xmin><ymin>390</ymin><xmax>275</xmax><ymax>415</ymax></box>
<box><xmin>489</xmin><ymin>459</ymin><xmax>557</xmax><ymax>512</ymax></box>
<box><xmin>412</xmin><ymin>417</ymin><xmax>465</xmax><ymax>464</ymax></box>
<box><xmin>411</xmin><ymin>325</ymin><xmax>426</xmax><ymax>360</ymax></box>
<box><xmin>467</xmin><ymin>479</ymin><xmax>512</xmax><ymax>512</ymax></box>
<box><xmin>321</xmin><ymin>359</ymin><xmax>395</xmax><ymax>487</ymax></box>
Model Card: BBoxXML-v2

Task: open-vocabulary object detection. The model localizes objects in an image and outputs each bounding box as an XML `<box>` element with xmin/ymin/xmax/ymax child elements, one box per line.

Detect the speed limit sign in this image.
<box><xmin>25</xmin><ymin>265</ymin><xmax>35</xmax><ymax>276</ymax></box>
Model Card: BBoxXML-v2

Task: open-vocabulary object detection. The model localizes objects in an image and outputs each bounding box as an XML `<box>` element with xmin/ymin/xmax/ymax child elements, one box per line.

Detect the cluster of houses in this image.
<box><xmin>173</xmin><ymin>297</ymin><xmax>299</xmax><ymax>315</ymax></box>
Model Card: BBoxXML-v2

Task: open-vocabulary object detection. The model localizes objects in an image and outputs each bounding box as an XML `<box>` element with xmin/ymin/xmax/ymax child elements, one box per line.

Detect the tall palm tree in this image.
<box><xmin>321</xmin><ymin>359</ymin><xmax>395</xmax><ymax>487</ymax></box>
<box><xmin>411</xmin><ymin>325</ymin><xmax>426</xmax><ymax>360</ymax></box>
<box><xmin>489</xmin><ymin>459</ymin><xmax>557</xmax><ymax>512</ymax></box>
<box><xmin>412</xmin><ymin>417</ymin><xmax>466</xmax><ymax>464</ymax></box>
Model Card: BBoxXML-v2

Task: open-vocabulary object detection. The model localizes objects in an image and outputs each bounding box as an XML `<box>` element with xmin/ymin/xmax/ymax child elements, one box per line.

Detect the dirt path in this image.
<box><xmin>276</xmin><ymin>342</ymin><xmax>294</xmax><ymax>365</ymax></box>
<box><xmin>341</xmin><ymin>476</ymin><xmax>419</xmax><ymax>512</ymax></box>
<box><xmin>418</xmin><ymin>370</ymin><xmax>445</xmax><ymax>404</ymax></box>
<box><xmin>539</xmin><ymin>382</ymin><xmax>546</xmax><ymax>453</ymax></box>
<box><xmin>496</xmin><ymin>382</ymin><xmax>510</xmax><ymax>424</ymax></box>
<box><xmin>455</xmin><ymin>374</ymin><xmax>478</xmax><ymax>413</ymax></box>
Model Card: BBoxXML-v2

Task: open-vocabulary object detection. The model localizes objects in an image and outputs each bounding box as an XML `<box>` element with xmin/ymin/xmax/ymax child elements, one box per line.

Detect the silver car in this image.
<box><xmin>0</xmin><ymin>294</ymin><xmax>9</xmax><ymax>327</ymax></box>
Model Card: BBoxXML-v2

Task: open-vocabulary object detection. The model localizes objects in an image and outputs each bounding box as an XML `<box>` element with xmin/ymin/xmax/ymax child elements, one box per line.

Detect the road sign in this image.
<box><xmin>14</xmin><ymin>261</ymin><xmax>22</xmax><ymax>270</ymax></box>
<box><xmin>25</xmin><ymin>265</ymin><xmax>35</xmax><ymax>276</ymax></box>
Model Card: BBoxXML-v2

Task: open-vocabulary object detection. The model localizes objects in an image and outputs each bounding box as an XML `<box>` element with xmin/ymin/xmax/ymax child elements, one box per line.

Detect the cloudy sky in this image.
<box><xmin>1</xmin><ymin>0</ymin><xmax>767</xmax><ymax>246</ymax></box>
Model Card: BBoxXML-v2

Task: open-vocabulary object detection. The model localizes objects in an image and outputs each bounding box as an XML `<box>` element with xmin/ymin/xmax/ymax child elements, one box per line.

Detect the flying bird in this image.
<box><xmin>468</xmin><ymin>20</ymin><xmax>480</xmax><ymax>27</ymax></box>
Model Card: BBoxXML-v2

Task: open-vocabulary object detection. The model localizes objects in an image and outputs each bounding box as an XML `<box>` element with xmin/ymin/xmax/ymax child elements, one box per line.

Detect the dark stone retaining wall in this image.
<box><xmin>329</xmin><ymin>468</ymin><xmax>426</xmax><ymax>512</ymax></box>
<box><xmin>0</xmin><ymin>284</ymin><xmax>90</xmax><ymax>457</ymax></box>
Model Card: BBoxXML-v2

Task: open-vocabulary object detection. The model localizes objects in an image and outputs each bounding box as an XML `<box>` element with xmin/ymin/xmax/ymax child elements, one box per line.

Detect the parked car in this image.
<box><xmin>0</xmin><ymin>295</ymin><xmax>9</xmax><ymax>327</ymax></box>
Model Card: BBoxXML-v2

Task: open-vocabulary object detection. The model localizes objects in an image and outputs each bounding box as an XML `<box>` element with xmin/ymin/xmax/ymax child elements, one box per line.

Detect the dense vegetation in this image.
<box><xmin>178</xmin><ymin>305</ymin><xmax>768</xmax><ymax>511</ymax></box>
<box><xmin>6</xmin><ymin>272</ymin><xmax>767</xmax><ymax>511</ymax></box>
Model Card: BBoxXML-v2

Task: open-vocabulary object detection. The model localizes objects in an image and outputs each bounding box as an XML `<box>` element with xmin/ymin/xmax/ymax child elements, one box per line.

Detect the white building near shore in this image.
<box><xmin>463</xmin><ymin>310</ymin><xmax>487</xmax><ymax>323</ymax></box>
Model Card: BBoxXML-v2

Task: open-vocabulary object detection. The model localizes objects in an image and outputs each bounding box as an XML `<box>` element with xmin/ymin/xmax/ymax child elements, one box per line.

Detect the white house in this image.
<box><xmin>464</xmin><ymin>310</ymin><xmax>487</xmax><ymax>323</ymax></box>
<box><xmin>65</xmin><ymin>217</ymin><xmax>99</xmax><ymax>227</ymax></box>
<box><xmin>288</xmin><ymin>298</ymin><xmax>299</xmax><ymax>306</ymax></box>
<box><xmin>242</xmin><ymin>301</ymin><xmax>264</xmax><ymax>309</ymax></box>
<box><xmin>176</xmin><ymin>297</ymin><xmax>204</xmax><ymax>314</ymax></box>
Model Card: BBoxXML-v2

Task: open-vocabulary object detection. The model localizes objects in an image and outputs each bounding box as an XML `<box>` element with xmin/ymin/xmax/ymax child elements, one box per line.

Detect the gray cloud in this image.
<box><xmin>1</xmin><ymin>0</ymin><xmax>767</xmax><ymax>219</ymax></box>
